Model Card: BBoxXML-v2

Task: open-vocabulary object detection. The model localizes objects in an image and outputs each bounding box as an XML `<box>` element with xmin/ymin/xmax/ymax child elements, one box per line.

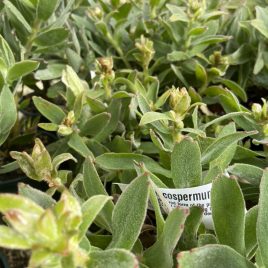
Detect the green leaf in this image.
<box><xmin>170</xmin><ymin>65</ymin><xmax>189</xmax><ymax>87</ymax></box>
<box><xmin>0</xmin><ymin>193</ymin><xmax>44</xmax><ymax>215</ymax></box>
<box><xmin>0</xmin><ymin>226</ymin><xmax>31</xmax><ymax>249</ymax></box>
<box><xmin>189</xmin><ymin>27</ymin><xmax>208</xmax><ymax>36</ymax></box>
<box><xmin>38</xmin><ymin>123</ymin><xmax>58</xmax><ymax>131</ymax></box>
<box><xmin>95</xmin><ymin>99</ymin><xmax>122</xmax><ymax>142</ymax></box>
<box><xmin>228</xmin><ymin>164</ymin><xmax>263</xmax><ymax>185</ymax></box>
<box><xmin>179</xmin><ymin>206</ymin><xmax>203</xmax><ymax>250</ymax></box>
<box><xmin>177</xmin><ymin>245</ymin><xmax>255</xmax><ymax>268</ymax></box>
<box><xmin>52</xmin><ymin>153</ymin><xmax>77</xmax><ymax>174</ymax></box>
<box><xmin>167</xmin><ymin>51</ymin><xmax>189</xmax><ymax>62</ymax></box>
<box><xmin>62</xmin><ymin>65</ymin><xmax>85</xmax><ymax>97</ymax></box>
<box><xmin>33</xmin><ymin>96</ymin><xmax>65</xmax><ymax>124</ymax></box>
<box><xmin>0</xmin><ymin>161</ymin><xmax>18</xmax><ymax>174</ymax></box>
<box><xmin>211</xmin><ymin>177</ymin><xmax>246</xmax><ymax>255</ymax></box>
<box><xmin>171</xmin><ymin>137</ymin><xmax>202</xmax><ymax>188</ymax></box>
<box><xmin>251</xmin><ymin>6</ymin><xmax>268</xmax><ymax>39</ymax></box>
<box><xmin>35</xmin><ymin>64</ymin><xmax>65</xmax><ymax>80</ymax></box>
<box><xmin>197</xmin><ymin>234</ymin><xmax>217</xmax><ymax>246</ymax></box>
<box><xmin>0</xmin><ymin>34</ymin><xmax>15</xmax><ymax>67</ymax></box>
<box><xmin>37</xmin><ymin>0</ymin><xmax>59</xmax><ymax>20</ymax></box>
<box><xmin>86</xmin><ymin>97</ymin><xmax>106</xmax><ymax>113</ymax></box>
<box><xmin>200</xmin><ymin>112</ymin><xmax>249</xmax><ymax>131</ymax></box>
<box><xmin>80</xmin><ymin>112</ymin><xmax>111</xmax><ymax>137</ymax></box>
<box><xmin>83</xmin><ymin>158</ymin><xmax>114</xmax><ymax>231</ymax></box>
<box><xmin>83</xmin><ymin>158</ymin><xmax>109</xmax><ymax>197</ymax></box>
<box><xmin>79</xmin><ymin>195</ymin><xmax>112</xmax><ymax>240</ymax></box>
<box><xmin>88</xmin><ymin>249</ymin><xmax>138</xmax><ymax>268</ymax></box>
<box><xmin>143</xmin><ymin>207</ymin><xmax>188</xmax><ymax>268</ymax></box>
<box><xmin>195</xmin><ymin>62</ymin><xmax>207</xmax><ymax>88</ymax></box>
<box><xmin>68</xmin><ymin>132</ymin><xmax>93</xmax><ymax>158</ymax></box>
<box><xmin>109</xmin><ymin>173</ymin><xmax>150</xmax><ymax>249</ymax></box>
<box><xmin>154</xmin><ymin>90</ymin><xmax>171</xmax><ymax>109</ymax></box>
<box><xmin>18</xmin><ymin>183</ymin><xmax>55</xmax><ymax>209</ymax></box>
<box><xmin>149</xmin><ymin>185</ymin><xmax>165</xmax><ymax>237</ymax></box>
<box><xmin>137</xmin><ymin>93</ymin><xmax>170</xmax><ymax>134</ymax></box>
<box><xmin>219</xmin><ymin>79</ymin><xmax>247</xmax><ymax>102</ymax></box>
<box><xmin>34</xmin><ymin>28</ymin><xmax>68</xmax><ymax>47</ymax></box>
<box><xmin>108</xmin><ymin>136</ymin><xmax>132</xmax><ymax>153</ymax></box>
<box><xmin>209</xmin><ymin>122</ymin><xmax>236</xmax><ymax>170</ymax></box>
<box><xmin>96</xmin><ymin>153</ymin><xmax>171</xmax><ymax>178</ymax></box>
<box><xmin>7</xmin><ymin>60</ymin><xmax>39</xmax><ymax>82</ymax></box>
<box><xmin>10</xmin><ymin>151</ymin><xmax>39</xmax><ymax>180</ymax></box>
<box><xmin>201</xmin><ymin>131</ymin><xmax>257</xmax><ymax>165</ymax></box>
<box><xmin>192</xmin><ymin>35</ymin><xmax>231</xmax><ymax>46</ymax></box>
<box><xmin>150</xmin><ymin>129</ymin><xmax>170</xmax><ymax>152</ymax></box>
<box><xmin>245</xmin><ymin>206</ymin><xmax>258</xmax><ymax>258</ymax></box>
<box><xmin>140</xmin><ymin>111</ymin><xmax>175</xmax><ymax>126</ymax></box>
<box><xmin>0</xmin><ymin>86</ymin><xmax>17</xmax><ymax>146</ymax></box>
<box><xmin>257</xmin><ymin>169</ymin><xmax>268</xmax><ymax>266</ymax></box>
<box><xmin>167</xmin><ymin>4</ymin><xmax>188</xmax><ymax>22</ymax></box>
<box><xmin>37</xmin><ymin>209</ymin><xmax>58</xmax><ymax>241</ymax></box>
<box><xmin>4</xmin><ymin>0</ymin><xmax>31</xmax><ymax>33</ymax></box>
<box><xmin>73</xmin><ymin>92</ymin><xmax>85</xmax><ymax>120</ymax></box>
<box><xmin>32</xmin><ymin>138</ymin><xmax>53</xmax><ymax>179</ymax></box>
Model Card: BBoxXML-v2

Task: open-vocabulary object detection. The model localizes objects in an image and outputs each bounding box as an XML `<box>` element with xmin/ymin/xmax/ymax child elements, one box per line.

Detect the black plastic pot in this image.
<box><xmin>0</xmin><ymin>248</ymin><xmax>29</xmax><ymax>268</ymax></box>
<box><xmin>0</xmin><ymin>250</ymin><xmax>9</xmax><ymax>268</ymax></box>
<box><xmin>0</xmin><ymin>176</ymin><xmax>25</xmax><ymax>193</ymax></box>
<box><xmin>0</xmin><ymin>175</ymin><xmax>48</xmax><ymax>193</ymax></box>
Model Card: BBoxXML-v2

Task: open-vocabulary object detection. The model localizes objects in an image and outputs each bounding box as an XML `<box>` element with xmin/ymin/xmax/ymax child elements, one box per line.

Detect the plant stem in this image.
<box><xmin>24</xmin><ymin>19</ymin><xmax>41</xmax><ymax>59</ymax></box>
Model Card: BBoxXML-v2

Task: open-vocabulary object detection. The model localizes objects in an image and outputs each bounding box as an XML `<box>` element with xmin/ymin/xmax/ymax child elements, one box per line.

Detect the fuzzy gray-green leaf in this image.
<box><xmin>96</xmin><ymin>153</ymin><xmax>171</xmax><ymax>178</ymax></box>
<box><xmin>0</xmin><ymin>86</ymin><xmax>17</xmax><ymax>146</ymax></box>
<box><xmin>245</xmin><ymin>206</ymin><xmax>258</xmax><ymax>258</ymax></box>
<box><xmin>79</xmin><ymin>195</ymin><xmax>112</xmax><ymax>240</ymax></box>
<box><xmin>171</xmin><ymin>137</ymin><xmax>202</xmax><ymax>188</ymax></box>
<box><xmin>88</xmin><ymin>249</ymin><xmax>138</xmax><ymax>268</ymax></box>
<box><xmin>228</xmin><ymin>164</ymin><xmax>263</xmax><ymax>185</ymax></box>
<box><xmin>257</xmin><ymin>169</ymin><xmax>268</xmax><ymax>266</ymax></box>
<box><xmin>33</xmin><ymin>96</ymin><xmax>65</xmax><ymax>124</ymax></box>
<box><xmin>143</xmin><ymin>207</ymin><xmax>188</xmax><ymax>268</ymax></box>
<box><xmin>109</xmin><ymin>173</ymin><xmax>150</xmax><ymax>250</ymax></box>
<box><xmin>177</xmin><ymin>245</ymin><xmax>255</xmax><ymax>268</ymax></box>
<box><xmin>201</xmin><ymin>131</ymin><xmax>257</xmax><ymax>165</ymax></box>
<box><xmin>211</xmin><ymin>177</ymin><xmax>246</xmax><ymax>255</ymax></box>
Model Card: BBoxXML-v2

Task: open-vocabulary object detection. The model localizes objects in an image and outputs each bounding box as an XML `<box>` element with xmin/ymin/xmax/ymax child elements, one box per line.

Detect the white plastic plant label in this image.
<box><xmin>157</xmin><ymin>183</ymin><xmax>213</xmax><ymax>229</ymax></box>
<box><xmin>116</xmin><ymin>182</ymin><xmax>213</xmax><ymax>230</ymax></box>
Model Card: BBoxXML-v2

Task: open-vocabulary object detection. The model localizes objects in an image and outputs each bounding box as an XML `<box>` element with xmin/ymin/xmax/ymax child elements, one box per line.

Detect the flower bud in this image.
<box><xmin>58</xmin><ymin>125</ymin><xmax>73</xmax><ymax>136</ymax></box>
<box><xmin>135</xmin><ymin>35</ymin><xmax>155</xmax><ymax>69</ymax></box>
<box><xmin>209</xmin><ymin>51</ymin><xmax>228</xmax><ymax>67</ymax></box>
<box><xmin>169</xmin><ymin>87</ymin><xmax>191</xmax><ymax>116</ymax></box>
<box><xmin>252</xmin><ymin>103</ymin><xmax>262</xmax><ymax>120</ymax></box>
<box><xmin>87</xmin><ymin>6</ymin><xmax>103</xmax><ymax>20</ymax></box>
<box><xmin>96</xmin><ymin>57</ymin><xmax>114</xmax><ymax>76</ymax></box>
<box><xmin>263</xmin><ymin>124</ymin><xmax>268</xmax><ymax>137</ymax></box>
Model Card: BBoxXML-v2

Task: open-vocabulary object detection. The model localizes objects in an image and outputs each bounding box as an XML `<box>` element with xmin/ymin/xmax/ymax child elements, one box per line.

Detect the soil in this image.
<box><xmin>0</xmin><ymin>248</ymin><xmax>29</xmax><ymax>268</ymax></box>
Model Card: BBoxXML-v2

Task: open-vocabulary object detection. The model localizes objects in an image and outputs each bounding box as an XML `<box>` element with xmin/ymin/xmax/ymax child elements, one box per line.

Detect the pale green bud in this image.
<box><xmin>88</xmin><ymin>6</ymin><xmax>103</xmax><ymax>20</ymax></box>
<box><xmin>135</xmin><ymin>35</ymin><xmax>155</xmax><ymax>69</ymax></box>
<box><xmin>57</xmin><ymin>125</ymin><xmax>73</xmax><ymax>136</ymax></box>
<box><xmin>252</xmin><ymin>103</ymin><xmax>262</xmax><ymax>120</ymax></box>
<box><xmin>169</xmin><ymin>87</ymin><xmax>191</xmax><ymax>116</ymax></box>
<box><xmin>263</xmin><ymin>124</ymin><xmax>268</xmax><ymax>137</ymax></box>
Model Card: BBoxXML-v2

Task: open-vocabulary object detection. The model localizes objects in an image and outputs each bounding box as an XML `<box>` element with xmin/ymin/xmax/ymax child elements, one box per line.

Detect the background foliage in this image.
<box><xmin>0</xmin><ymin>0</ymin><xmax>268</xmax><ymax>267</ymax></box>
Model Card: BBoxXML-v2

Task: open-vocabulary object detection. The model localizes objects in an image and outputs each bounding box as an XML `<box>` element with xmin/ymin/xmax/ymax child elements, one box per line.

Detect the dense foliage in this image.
<box><xmin>0</xmin><ymin>0</ymin><xmax>268</xmax><ymax>267</ymax></box>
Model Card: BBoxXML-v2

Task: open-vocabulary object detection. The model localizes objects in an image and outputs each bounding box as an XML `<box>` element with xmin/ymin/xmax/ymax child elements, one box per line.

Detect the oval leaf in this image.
<box><xmin>108</xmin><ymin>173</ymin><xmax>150</xmax><ymax>250</ymax></box>
<box><xmin>7</xmin><ymin>60</ymin><xmax>39</xmax><ymax>82</ymax></box>
<box><xmin>177</xmin><ymin>245</ymin><xmax>255</xmax><ymax>268</ymax></box>
<box><xmin>211</xmin><ymin>177</ymin><xmax>246</xmax><ymax>255</ymax></box>
<box><xmin>171</xmin><ymin>137</ymin><xmax>202</xmax><ymax>188</ymax></box>
<box><xmin>96</xmin><ymin>153</ymin><xmax>171</xmax><ymax>178</ymax></box>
